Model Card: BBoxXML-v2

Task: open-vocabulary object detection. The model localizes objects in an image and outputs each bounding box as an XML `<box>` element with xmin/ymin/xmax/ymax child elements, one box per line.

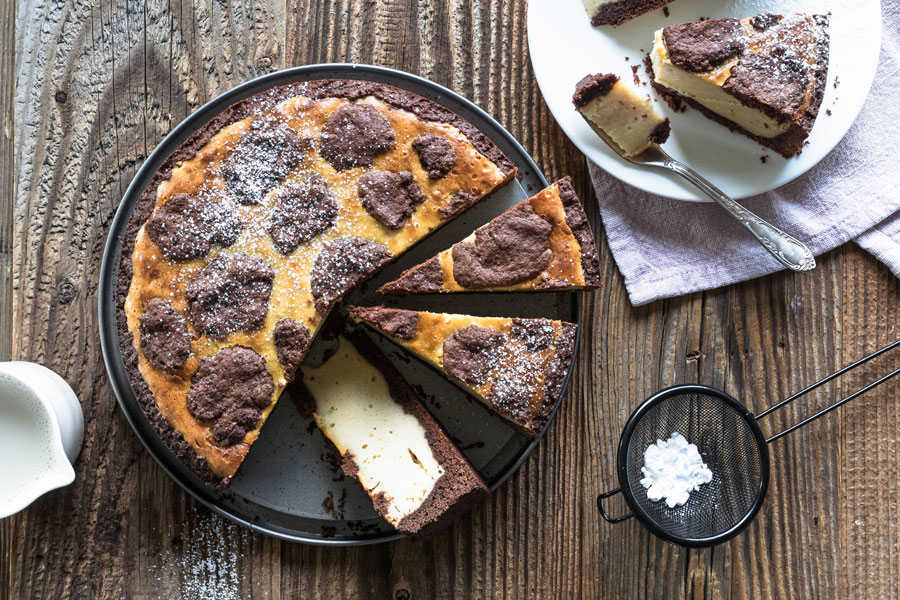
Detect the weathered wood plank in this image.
<box><xmin>6</xmin><ymin>1</ymin><xmax>285</xmax><ymax>599</ymax></box>
<box><xmin>840</xmin><ymin>249</ymin><xmax>900</xmax><ymax>599</ymax></box>
<box><xmin>1</xmin><ymin>3</ymin><xmax>17</xmax><ymax>598</ymax></box>
<box><xmin>0</xmin><ymin>0</ymin><xmax>14</xmax><ymax>366</ymax></box>
<box><xmin>5</xmin><ymin>0</ymin><xmax>900</xmax><ymax>598</ymax></box>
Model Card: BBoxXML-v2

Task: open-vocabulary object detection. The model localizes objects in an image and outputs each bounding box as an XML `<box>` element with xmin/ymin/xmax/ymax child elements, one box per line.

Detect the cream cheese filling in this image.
<box><xmin>651</xmin><ymin>29</ymin><xmax>790</xmax><ymax>139</ymax></box>
<box><xmin>301</xmin><ymin>337</ymin><xmax>445</xmax><ymax>525</ymax></box>
<box><xmin>577</xmin><ymin>80</ymin><xmax>667</xmax><ymax>157</ymax></box>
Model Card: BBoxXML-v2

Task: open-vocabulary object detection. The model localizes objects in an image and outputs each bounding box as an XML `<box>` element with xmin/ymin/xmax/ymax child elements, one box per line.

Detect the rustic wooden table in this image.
<box><xmin>3</xmin><ymin>1</ymin><xmax>899</xmax><ymax>598</ymax></box>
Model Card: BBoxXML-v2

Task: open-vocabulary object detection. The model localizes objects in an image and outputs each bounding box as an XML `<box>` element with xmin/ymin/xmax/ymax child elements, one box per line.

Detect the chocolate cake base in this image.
<box><xmin>590</xmin><ymin>0</ymin><xmax>674</xmax><ymax>27</ymax></box>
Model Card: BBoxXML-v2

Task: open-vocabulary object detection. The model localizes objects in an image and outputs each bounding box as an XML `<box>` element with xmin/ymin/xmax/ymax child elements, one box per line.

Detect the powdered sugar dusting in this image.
<box><xmin>443</xmin><ymin>319</ymin><xmax>563</xmax><ymax>423</ymax></box>
<box><xmin>174</xmin><ymin>509</ymin><xmax>249</xmax><ymax>600</ymax></box>
<box><xmin>487</xmin><ymin>340</ymin><xmax>547</xmax><ymax>421</ymax></box>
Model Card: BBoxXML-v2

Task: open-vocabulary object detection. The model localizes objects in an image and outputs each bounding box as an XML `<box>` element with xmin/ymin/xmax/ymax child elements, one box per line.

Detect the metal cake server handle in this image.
<box><xmin>597</xmin><ymin>137</ymin><xmax>817</xmax><ymax>272</ymax></box>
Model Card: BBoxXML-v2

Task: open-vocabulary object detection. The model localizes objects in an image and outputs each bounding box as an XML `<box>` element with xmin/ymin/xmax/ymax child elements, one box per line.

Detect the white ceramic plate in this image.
<box><xmin>527</xmin><ymin>0</ymin><xmax>882</xmax><ymax>201</ymax></box>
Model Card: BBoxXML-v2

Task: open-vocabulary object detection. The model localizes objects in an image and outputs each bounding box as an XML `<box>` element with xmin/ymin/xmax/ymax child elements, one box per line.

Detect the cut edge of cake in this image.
<box><xmin>585</xmin><ymin>0</ymin><xmax>676</xmax><ymax>28</ymax></box>
<box><xmin>294</xmin><ymin>330</ymin><xmax>489</xmax><ymax>536</ymax></box>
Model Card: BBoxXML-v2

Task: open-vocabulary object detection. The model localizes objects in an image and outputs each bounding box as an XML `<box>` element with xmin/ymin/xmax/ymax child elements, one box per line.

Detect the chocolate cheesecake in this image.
<box><xmin>348</xmin><ymin>307</ymin><xmax>577</xmax><ymax>438</ymax></box>
<box><xmin>573</xmin><ymin>74</ymin><xmax>671</xmax><ymax>157</ymax></box>
<box><xmin>648</xmin><ymin>14</ymin><xmax>830</xmax><ymax>158</ymax></box>
<box><xmin>295</xmin><ymin>332</ymin><xmax>489</xmax><ymax>536</ymax></box>
<box><xmin>585</xmin><ymin>0</ymin><xmax>676</xmax><ymax>27</ymax></box>
<box><xmin>116</xmin><ymin>79</ymin><xmax>516</xmax><ymax>490</ymax></box>
<box><xmin>378</xmin><ymin>177</ymin><xmax>601</xmax><ymax>294</ymax></box>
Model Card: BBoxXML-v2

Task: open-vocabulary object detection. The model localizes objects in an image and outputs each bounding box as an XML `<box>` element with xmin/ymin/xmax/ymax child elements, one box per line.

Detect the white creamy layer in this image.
<box><xmin>301</xmin><ymin>337</ymin><xmax>445</xmax><ymax>526</ymax></box>
<box><xmin>578</xmin><ymin>80</ymin><xmax>667</xmax><ymax>157</ymax></box>
<box><xmin>651</xmin><ymin>29</ymin><xmax>790</xmax><ymax>139</ymax></box>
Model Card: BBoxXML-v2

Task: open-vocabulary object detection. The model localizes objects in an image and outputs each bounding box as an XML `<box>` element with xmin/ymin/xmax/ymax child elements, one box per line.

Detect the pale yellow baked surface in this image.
<box><xmin>124</xmin><ymin>93</ymin><xmax>511</xmax><ymax>479</ymax></box>
<box><xmin>351</xmin><ymin>310</ymin><xmax>573</xmax><ymax>433</ymax></box>
<box><xmin>432</xmin><ymin>181</ymin><xmax>589</xmax><ymax>292</ymax></box>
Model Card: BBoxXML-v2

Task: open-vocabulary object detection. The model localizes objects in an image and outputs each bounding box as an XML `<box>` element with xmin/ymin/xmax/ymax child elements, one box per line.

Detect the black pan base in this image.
<box><xmin>98</xmin><ymin>63</ymin><xmax>581</xmax><ymax>545</ymax></box>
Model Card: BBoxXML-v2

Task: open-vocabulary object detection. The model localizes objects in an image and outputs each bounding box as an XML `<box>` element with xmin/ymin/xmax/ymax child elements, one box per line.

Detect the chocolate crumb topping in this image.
<box><xmin>145</xmin><ymin>194</ymin><xmax>241</xmax><ymax>261</ymax></box>
<box><xmin>442</xmin><ymin>325</ymin><xmax>506</xmax><ymax>386</ymax></box>
<box><xmin>220</xmin><ymin>118</ymin><xmax>309</xmax><ymax>205</ymax></box>
<box><xmin>267</xmin><ymin>174</ymin><xmax>338</xmax><ymax>254</ymax></box>
<box><xmin>723</xmin><ymin>52</ymin><xmax>808</xmax><ymax>121</ymax></box>
<box><xmin>377</xmin><ymin>256</ymin><xmax>444</xmax><ymax>294</ymax></box>
<box><xmin>310</xmin><ymin>237</ymin><xmax>393</xmax><ymax>313</ymax></box>
<box><xmin>349</xmin><ymin>306</ymin><xmax>419</xmax><ymax>341</ymax></box>
<box><xmin>649</xmin><ymin>120</ymin><xmax>672</xmax><ymax>145</ymax></box>
<box><xmin>749</xmin><ymin>14</ymin><xmax>781</xmax><ymax>31</ymax></box>
<box><xmin>358</xmin><ymin>170</ymin><xmax>426</xmax><ymax>229</ymax></box>
<box><xmin>439</xmin><ymin>190</ymin><xmax>477</xmax><ymax>220</ymax></box>
<box><xmin>509</xmin><ymin>318</ymin><xmax>556</xmax><ymax>352</ymax></box>
<box><xmin>139</xmin><ymin>298</ymin><xmax>191</xmax><ymax>372</ymax></box>
<box><xmin>186</xmin><ymin>254</ymin><xmax>275</xmax><ymax>339</ymax></box>
<box><xmin>274</xmin><ymin>319</ymin><xmax>313</xmax><ymax>382</ymax></box>
<box><xmin>487</xmin><ymin>359</ymin><xmax>542</xmax><ymax>423</ymax></box>
<box><xmin>116</xmin><ymin>77</ymin><xmax>518</xmax><ymax>491</ymax></box>
<box><xmin>214</xmin><ymin>406</ymin><xmax>264</xmax><ymax>447</ymax></box>
<box><xmin>556</xmin><ymin>177</ymin><xmax>602</xmax><ymax>286</ymax></box>
<box><xmin>451</xmin><ymin>201</ymin><xmax>552</xmax><ymax>288</ymax></box>
<box><xmin>663</xmin><ymin>19</ymin><xmax>746</xmax><ymax>72</ymax></box>
<box><xmin>319</xmin><ymin>103</ymin><xmax>395</xmax><ymax>171</ymax></box>
<box><xmin>590</xmin><ymin>0</ymin><xmax>674</xmax><ymax>27</ymax></box>
<box><xmin>572</xmin><ymin>73</ymin><xmax>619</xmax><ymax>108</ymax></box>
<box><xmin>412</xmin><ymin>134</ymin><xmax>456</xmax><ymax>179</ymax></box>
<box><xmin>186</xmin><ymin>346</ymin><xmax>274</xmax><ymax>447</ymax></box>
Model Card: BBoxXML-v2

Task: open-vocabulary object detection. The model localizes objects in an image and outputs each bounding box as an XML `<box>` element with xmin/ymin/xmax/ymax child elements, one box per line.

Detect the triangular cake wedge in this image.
<box><xmin>294</xmin><ymin>332</ymin><xmax>488</xmax><ymax>536</ymax></box>
<box><xmin>648</xmin><ymin>13</ymin><xmax>830</xmax><ymax>158</ymax></box>
<box><xmin>118</xmin><ymin>79</ymin><xmax>517</xmax><ymax>490</ymax></box>
<box><xmin>348</xmin><ymin>306</ymin><xmax>578</xmax><ymax>438</ymax></box>
<box><xmin>378</xmin><ymin>177</ymin><xmax>601</xmax><ymax>295</ymax></box>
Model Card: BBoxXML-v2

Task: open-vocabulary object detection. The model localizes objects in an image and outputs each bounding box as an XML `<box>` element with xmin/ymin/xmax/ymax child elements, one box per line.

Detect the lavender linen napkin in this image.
<box><xmin>588</xmin><ymin>5</ymin><xmax>900</xmax><ymax>306</ymax></box>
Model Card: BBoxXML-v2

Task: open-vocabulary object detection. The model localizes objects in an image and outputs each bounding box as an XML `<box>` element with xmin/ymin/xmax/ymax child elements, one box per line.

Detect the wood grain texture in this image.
<box><xmin>3</xmin><ymin>1</ymin><xmax>899</xmax><ymax>598</ymax></box>
<box><xmin>0</xmin><ymin>0</ymin><xmax>14</xmax><ymax>364</ymax></box>
<box><xmin>1</xmin><ymin>3</ymin><xmax>16</xmax><ymax>598</ymax></box>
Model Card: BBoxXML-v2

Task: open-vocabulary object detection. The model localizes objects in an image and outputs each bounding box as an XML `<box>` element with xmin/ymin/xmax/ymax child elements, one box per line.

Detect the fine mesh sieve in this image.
<box><xmin>598</xmin><ymin>340</ymin><xmax>900</xmax><ymax>547</ymax></box>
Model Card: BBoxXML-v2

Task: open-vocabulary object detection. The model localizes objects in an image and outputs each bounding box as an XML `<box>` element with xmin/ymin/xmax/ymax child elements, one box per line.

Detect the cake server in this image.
<box><xmin>590</xmin><ymin>130</ymin><xmax>816</xmax><ymax>272</ymax></box>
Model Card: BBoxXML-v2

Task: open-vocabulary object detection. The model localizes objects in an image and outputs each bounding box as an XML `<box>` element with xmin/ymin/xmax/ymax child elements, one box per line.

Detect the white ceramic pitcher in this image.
<box><xmin>0</xmin><ymin>362</ymin><xmax>83</xmax><ymax>519</ymax></box>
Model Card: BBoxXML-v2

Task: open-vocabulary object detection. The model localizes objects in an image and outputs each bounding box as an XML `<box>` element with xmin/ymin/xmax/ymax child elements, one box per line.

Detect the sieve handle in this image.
<box><xmin>597</xmin><ymin>488</ymin><xmax>633</xmax><ymax>523</ymax></box>
<box><xmin>757</xmin><ymin>339</ymin><xmax>900</xmax><ymax>443</ymax></box>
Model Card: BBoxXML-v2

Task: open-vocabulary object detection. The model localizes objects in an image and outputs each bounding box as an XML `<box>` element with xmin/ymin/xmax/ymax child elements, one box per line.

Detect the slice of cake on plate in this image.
<box><xmin>295</xmin><ymin>332</ymin><xmax>488</xmax><ymax>536</ymax></box>
<box><xmin>348</xmin><ymin>306</ymin><xmax>578</xmax><ymax>438</ymax></box>
<box><xmin>378</xmin><ymin>177</ymin><xmax>601</xmax><ymax>294</ymax></box>
<box><xmin>572</xmin><ymin>74</ymin><xmax>671</xmax><ymax>157</ymax></box>
<box><xmin>584</xmin><ymin>0</ymin><xmax>676</xmax><ymax>28</ymax></box>
<box><xmin>648</xmin><ymin>13</ymin><xmax>830</xmax><ymax>158</ymax></box>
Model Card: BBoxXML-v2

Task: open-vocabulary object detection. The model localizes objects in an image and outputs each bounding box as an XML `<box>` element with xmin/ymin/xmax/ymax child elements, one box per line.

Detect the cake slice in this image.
<box><xmin>348</xmin><ymin>307</ymin><xmax>578</xmax><ymax>438</ymax></box>
<box><xmin>296</xmin><ymin>332</ymin><xmax>488</xmax><ymax>536</ymax></box>
<box><xmin>584</xmin><ymin>0</ymin><xmax>676</xmax><ymax>27</ymax></box>
<box><xmin>648</xmin><ymin>13</ymin><xmax>830</xmax><ymax>158</ymax></box>
<box><xmin>573</xmin><ymin>74</ymin><xmax>671</xmax><ymax>157</ymax></box>
<box><xmin>379</xmin><ymin>177</ymin><xmax>601</xmax><ymax>294</ymax></box>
